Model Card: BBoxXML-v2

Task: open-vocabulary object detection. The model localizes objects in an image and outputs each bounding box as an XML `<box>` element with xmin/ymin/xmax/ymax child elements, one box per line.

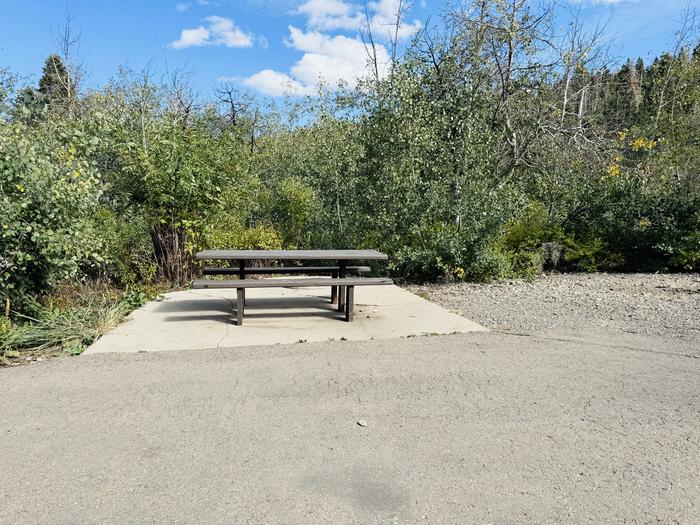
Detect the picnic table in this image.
<box><xmin>197</xmin><ymin>249</ymin><xmax>388</xmax><ymax>266</ymax></box>
<box><xmin>194</xmin><ymin>249</ymin><xmax>391</xmax><ymax>324</ymax></box>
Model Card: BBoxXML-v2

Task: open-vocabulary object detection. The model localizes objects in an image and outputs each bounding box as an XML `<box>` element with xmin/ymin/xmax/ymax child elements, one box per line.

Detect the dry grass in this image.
<box><xmin>1</xmin><ymin>282</ymin><xmax>160</xmax><ymax>366</ymax></box>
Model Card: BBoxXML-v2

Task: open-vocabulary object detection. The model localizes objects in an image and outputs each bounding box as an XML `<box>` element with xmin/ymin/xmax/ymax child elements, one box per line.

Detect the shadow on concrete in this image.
<box><xmin>160</xmin><ymin>295</ymin><xmax>342</xmax><ymax>324</ymax></box>
<box><xmin>163</xmin><ymin>314</ymin><xmax>234</xmax><ymax>323</ymax></box>
<box><xmin>242</xmin><ymin>310</ymin><xmax>342</xmax><ymax>320</ymax></box>
<box><xmin>242</xmin><ymin>297</ymin><xmax>331</xmax><ymax>308</ymax></box>
<box><xmin>155</xmin><ymin>296</ymin><xmax>333</xmax><ymax>314</ymax></box>
<box><xmin>154</xmin><ymin>298</ymin><xmax>232</xmax><ymax>314</ymax></box>
<box><xmin>164</xmin><ymin>308</ymin><xmax>342</xmax><ymax>323</ymax></box>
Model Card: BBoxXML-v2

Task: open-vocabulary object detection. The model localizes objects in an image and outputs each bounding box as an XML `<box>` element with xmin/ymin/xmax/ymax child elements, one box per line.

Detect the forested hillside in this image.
<box><xmin>1</xmin><ymin>0</ymin><xmax>698</xmax><ymax>358</ymax></box>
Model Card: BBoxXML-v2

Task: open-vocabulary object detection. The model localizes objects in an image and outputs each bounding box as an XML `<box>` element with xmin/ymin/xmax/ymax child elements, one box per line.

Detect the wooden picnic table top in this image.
<box><xmin>195</xmin><ymin>249</ymin><xmax>388</xmax><ymax>261</ymax></box>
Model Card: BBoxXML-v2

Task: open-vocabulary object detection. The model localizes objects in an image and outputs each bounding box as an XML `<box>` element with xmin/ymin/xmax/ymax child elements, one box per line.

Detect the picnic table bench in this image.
<box><xmin>193</xmin><ymin>250</ymin><xmax>392</xmax><ymax>325</ymax></box>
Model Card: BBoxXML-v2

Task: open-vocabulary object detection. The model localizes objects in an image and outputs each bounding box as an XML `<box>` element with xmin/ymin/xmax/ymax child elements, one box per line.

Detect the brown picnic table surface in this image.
<box><xmin>195</xmin><ymin>249</ymin><xmax>388</xmax><ymax>261</ymax></box>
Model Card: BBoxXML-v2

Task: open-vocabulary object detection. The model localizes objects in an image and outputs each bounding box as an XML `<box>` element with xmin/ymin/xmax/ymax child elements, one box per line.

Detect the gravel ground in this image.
<box><xmin>407</xmin><ymin>273</ymin><xmax>699</xmax><ymax>350</ymax></box>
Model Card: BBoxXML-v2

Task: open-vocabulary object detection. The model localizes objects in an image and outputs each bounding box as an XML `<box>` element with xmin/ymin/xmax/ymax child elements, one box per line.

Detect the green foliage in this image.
<box><xmin>503</xmin><ymin>250</ymin><xmax>545</xmax><ymax>281</ymax></box>
<box><xmin>85</xmin><ymin>77</ymin><xmax>253</xmax><ymax>283</ymax></box>
<box><xmin>0</xmin><ymin>121</ymin><xmax>103</xmax><ymax>307</ymax></box>
<box><xmin>499</xmin><ymin>204</ymin><xmax>563</xmax><ymax>252</ymax></box>
<box><xmin>0</xmin><ymin>315</ymin><xmax>11</xmax><ymax>338</ymax></box>
<box><xmin>14</xmin><ymin>87</ymin><xmax>48</xmax><ymax>123</ymax></box>
<box><xmin>95</xmin><ymin>209</ymin><xmax>157</xmax><ymax>286</ymax></box>
<box><xmin>669</xmin><ymin>230</ymin><xmax>700</xmax><ymax>271</ymax></box>
<box><xmin>266</xmin><ymin>176</ymin><xmax>320</xmax><ymax>248</ymax></box>
<box><xmin>563</xmin><ymin>236</ymin><xmax>613</xmax><ymax>272</ymax></box>
<box><xmin>206</xmin><ymin>220</ymin><xmax>283</xmax><ymax>251</ymax></box>
<box><xmin>234</xmin><ymin>225</ymin><xmax>284</xmax><ymax>250</ymax></box>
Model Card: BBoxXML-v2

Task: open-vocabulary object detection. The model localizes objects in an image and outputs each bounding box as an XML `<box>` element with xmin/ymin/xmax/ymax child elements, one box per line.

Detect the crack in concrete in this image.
<box><xmin>495</xmin><ymin>330</ymin><xmax>698</xmax><ymax>359</ymax></box>
<box><xmin>184</xmin><ymin>289</ymin><xmax>235</xmax><ymax>349</ymax></box>
<box><xmin>216</xmin><ymin>297</ymin><xmax>236</xmax><ymax>350</ymax></box>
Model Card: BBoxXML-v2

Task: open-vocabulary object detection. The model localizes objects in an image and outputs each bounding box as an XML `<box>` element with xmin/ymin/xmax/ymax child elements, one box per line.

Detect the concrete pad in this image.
<box><xmin>85</xmin><ymin>284</ymin><xmax>486</xmax><ymax>354</ymax></box>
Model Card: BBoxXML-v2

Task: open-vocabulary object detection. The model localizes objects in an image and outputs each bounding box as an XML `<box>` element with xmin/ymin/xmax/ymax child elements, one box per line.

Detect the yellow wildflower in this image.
<box><xmin>607</xmin><ymin>164</ymin><xmax>621</xmax><ymax>177</ymax></box>
<box><xmin>630</xmin><ymin>137</ymin><xmax>656</xmax><ymax>152</ymax></box>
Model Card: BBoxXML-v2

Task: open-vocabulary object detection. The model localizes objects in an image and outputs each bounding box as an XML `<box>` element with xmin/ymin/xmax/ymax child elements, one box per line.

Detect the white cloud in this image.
<box><xmin>232</xmin><ymin>1</ymin><xmax>422</xmax><ymax>97</ymax></box>
<box><xmin>296</xmin><ymin>0</ymin><xmax>363</xmax><ymax>31</ymax></box>
<box><xmin>242</xmin><ymin>25</ymin><xmax>391</xmax><ymax>96</ymax></box>
<box><xmin>295</xmin><ymin>0</ymin><xmax>421</xmax><ymax>39</ymax></box>
<box><xmin>286</xmin><ymin>26</ymin><xmax>390</xmax><ymax>86</ymax></box>
<box><xmin>172</xmin><ymin>27</ymin><xmax>210</xmax><ymax>48</ymax></box>
<box><xmin>241</xmin><ymin>69</ymin><xmax>314</xmax><ymax>96</ymax></box>
<box><xmin>368</xmin><ymin>0</ymin><xmax>422</xmax><ymax>40</ymax></box>
<box><xmin>170</xmin><ymin>16</ymin><xmax>257</xmax><ymax>49</ymax></box>
<box><xmin>175</xmin><ymin>2</ymin><xmax>191</xmax><ymax>12</ymax></box>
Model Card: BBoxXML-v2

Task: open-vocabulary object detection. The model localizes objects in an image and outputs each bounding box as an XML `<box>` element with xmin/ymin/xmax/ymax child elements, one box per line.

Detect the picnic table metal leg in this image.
<box><xmin>238</xmin><ymin>260</ymin><xmax>246</xmax><ymax>308</ymax></box>
<box><xmin>236</xmin><ymin>288</ymin><xmax>244</xmax><ymax>325</ymax></box>
<box><xmin>345</xmin><ymin>286</ymin><xmax>354</xmax><ymax>322</ymax></box>
<box><xmin>337</xmin><ymin>261</ymin><xmax>347</xmax><ymax>312</ymax></box>
<box><xmin>331</xmin><ymin>270</ymin><xmax>338</xmax><ymax>304</ymax></box>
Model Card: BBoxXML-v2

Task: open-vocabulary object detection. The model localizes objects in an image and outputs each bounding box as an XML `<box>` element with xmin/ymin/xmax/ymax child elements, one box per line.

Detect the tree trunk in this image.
<box><xmin>150</xmin><ymin>221</ymin><xmax>194</xmax><ymax>285</ymax></box>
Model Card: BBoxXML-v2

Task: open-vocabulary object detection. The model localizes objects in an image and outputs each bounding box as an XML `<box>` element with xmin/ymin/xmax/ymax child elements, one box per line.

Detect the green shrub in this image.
<box><xmin>667</xmin><ymin>230</ymin><xmax>700</xmax><ymax>271</ymax></box>
<box><xmin>463</xmin><ymin>245</ymin><xmax>513</xmax><ymax>283</ymax></box>
<box><xmin>205</xmin><ymin>218</ymin><xmax>283</xmax><ymax>252</ymax></box>
<box><xmin>499</xmin><ymin>204</ymin><xmax>563</xmax><ymax>252</ymax></box>
<box><xmin>563</xmin><ymin>236</ymin><xmax>623</xmax><ymax>272</ymax></box>
<box><xmin>0</xmin><ymin>315</ymin><xmax>11</xmax><ymax>337</ymax></box>
<box><xmin>505</xmin><ymin>249</ymin><xmax>545</xmax><ymax>280</ymax></box>
<box><xmin>235</xmin><ymin>225</ymin><xmax>284</xmax><ymax>250</ymax></box>
<box><xmin>0</xmin><ymin>122</ymin><xmax>103</xmax><ymax>309</ymax></box>
<box><xmin>95</xmin><ymin>209</ymin><xmax>157</xmax><ymax>286</ymax></box>
<box><xmin>269</xmin><ymin>176</ymin><xmax>320</xmax><ymax>248</ymax></box>
<box><xmin>388</xmin><ymin>224</ymin><xmax>517</xmax><ymax>283</ymax></box>
<box><xmin>493</xmin><ymin>203</ymin><xmax>563</xmax><ymax>278</ymax></box>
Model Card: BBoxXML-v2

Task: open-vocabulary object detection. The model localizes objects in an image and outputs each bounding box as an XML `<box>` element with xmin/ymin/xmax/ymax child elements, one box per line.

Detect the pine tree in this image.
<box><xmin>644</xmin><ymin>52</ymin><xmax>674</xmax><ymax>121</ymax></box>
<box><xmin>612</xmin><ymin>60</ymin><xmax>635</xmax><ymax>126</ymax></box>
<box><xmin>38</xmin><ymin>54</ymin><xmax>71</xmax><ymax>106</ymax></box>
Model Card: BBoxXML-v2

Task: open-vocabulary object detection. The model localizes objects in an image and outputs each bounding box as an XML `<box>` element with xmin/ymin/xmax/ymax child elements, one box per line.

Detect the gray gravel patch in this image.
<box><xmin>406</xmin><ymin>273</ymin><xmax>699</xmax><ymax>355</ymax></box>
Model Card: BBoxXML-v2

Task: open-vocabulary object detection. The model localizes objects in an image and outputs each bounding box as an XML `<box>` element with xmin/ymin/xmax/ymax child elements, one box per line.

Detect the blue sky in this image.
<box><xmin>0</xmin><ymin>0</ymin><xmax>695</xmax><ymax>100</ymax></box>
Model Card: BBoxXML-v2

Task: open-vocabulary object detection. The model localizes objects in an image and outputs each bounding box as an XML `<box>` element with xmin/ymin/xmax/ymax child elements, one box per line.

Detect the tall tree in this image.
<box><xmin>628</xmin><ymin>58</ymin><xmax>643</xmax><ymax>113</ymax></box>
<box><xmin>38</xmin><ymin>54</ymin><xmax>72</xmax><ymax>107</ymax></box>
